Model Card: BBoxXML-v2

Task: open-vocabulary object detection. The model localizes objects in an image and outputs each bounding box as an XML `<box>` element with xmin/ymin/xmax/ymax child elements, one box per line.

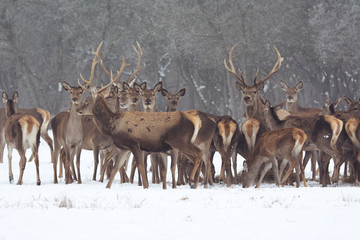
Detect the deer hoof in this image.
<box><xmin>9</xmin><ymin>176</ymin><xmax>14</xmax><ymax>183</ymax></box>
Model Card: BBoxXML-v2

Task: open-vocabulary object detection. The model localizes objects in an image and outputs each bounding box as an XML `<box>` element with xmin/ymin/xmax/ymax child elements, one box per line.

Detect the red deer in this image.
<box><xmin>279</xmin><ymin>80</ymin><xmax>323</xmax><ymax>181</ymax></box>
<box><xmin>224</xmin><ymin>44</ymin><xmax>283</xmax><ymax>155</ymax></box>
<box><xmin>51</xmin><ymin>81</ymin><xmax>85</xmax><ymax>184</ymax></box>
<box><xmin>0</xmin><ymin>106</ymin><xmax>53</xmax><ymax>165</ymax></box>
<box><xmin>2</xmin><ymin>91</ymin><xmax>41</xmax><ymax>185</ymax></box>
<box><xmin>324</xmin><ymin>96</ymin><xmax>360</xmax><ymax>186</ymax></box>
<box><xmin>263</xmin><ymin>99</ymin><xmax>344</xmax><ymax>186</ymax></box>
<box><xmin>242</xmin><ymin>127</ymin><xmax>307</xmax><ymax>188</ymax></box>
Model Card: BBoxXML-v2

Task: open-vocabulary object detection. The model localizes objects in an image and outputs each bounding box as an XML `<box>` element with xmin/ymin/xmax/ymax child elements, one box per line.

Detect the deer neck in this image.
<box><xmin>265</xmin><ymin>107</ymin><xmax>285</xmax><ymax>130</ymax></box>
<box><xmin>286</xmin><ymin>101</ymin><xmax>301</xmax><ymax>113</ymax></box>
<box><xmin>92</xmin><ymin>96</ymin><xmax>117</xmax><ymax>135</ymax></box>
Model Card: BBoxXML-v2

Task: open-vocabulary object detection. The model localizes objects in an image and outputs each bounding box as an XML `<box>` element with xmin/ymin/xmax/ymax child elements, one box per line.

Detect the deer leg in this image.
<box><xmin>170</xmin><ymin>150</ymin><xmax>179</xmax><ymax>188</ymax></box>
<box><xmin>92</xmin><ymin>147</ymin><xmax>100</xmax><ymax>181</ymax></box>
<box><xmin>176</xmin><ymin>154</ymin><xmax>184</xmax><ymax>186</ymax></box>
<box><xmin>299</xmin><ymin>152</ymin><xmax>307</xmax><ymax>187</ymax></box>
<box><xmin>271</xmin><ymin>157</ymin><xmax>280</xmax><ymax>186</ymax></box>
<box><xmin>16</xmin><ymin>149</ymin><xmax>27</xmax><ymax>185</ymax></box>
<box><xmin>159</xmin><ymin>154</ymin><xmax>167</xmax><ymax>189</ymax></box>
<box><xmin>0</xmin><ymin>136</ymin><xmax>5</xmax><ymax>164</ymax></box>
<box><xmin>231</xmin><ymin>149</ymin><xmax>238</xmax><ymax>184</ymax></box>
<box><xmin>129</xmin><ymin>157</ymin><xmax>137</xmax><ymax>184</ymax></box>
<box><xmin>256</xmin><ymin>161</ymin><xmax>272</xmax><ymax>188</ymax></box>
<box><xmin>7</xmin><ymin>146</ymin><xmax>14</xmax><ymax>183</ymax></box>
<box><xmin>75</xmin><ymin>146</ymin><xmax>82</xmax><ymax>184</ymax></box>
<box><xmin>311</xmin><ymin>151</ymin><xmax>318</xmax><ymax>181</ymax></box>
<box><xmin>52</xmin><ymin>142</ymin><xmax>61</xmax><ymax>184</ymax></box>
<box><xmin>40</xmin><ymin>132</ymin><xmax>54</xmax><ymax>163</ymax></box>
<box><xmin>132</xmin><ymin>147</ymin><xmax>149</xmax><ymax>189</ymax></box>
<box><xmin>281</xmin><ymin>160</ymin><xmax>297</xmax><ymax>185</ymax></box>
<box><xmin>105</xmin><ymin>155</ymin><xmax>121</xmax><ymax>189</ymax></box>
<box><xmin>33</xmin><ymin>150</ymin><xmax>41</xmax><ymax>186</ymax></box>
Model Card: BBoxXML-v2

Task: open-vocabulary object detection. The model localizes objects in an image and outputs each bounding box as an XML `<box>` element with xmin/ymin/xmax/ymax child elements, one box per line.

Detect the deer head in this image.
<box><xmin>224</xmin><ymin>44</ymin><xmax>283</xmax><ymax>117</ymax></box>
<box><xmin>135</xmin><ymin>81</ymin><xmax>163</xmax><ymax>112</ymax></box>
<box><xmin>2</xmin><ymin>91</ymin><xmax>19</xmax><ymax>118</ymax></box>
<box><xmin>161</xmin><ymin>88</ymin><xmax>186</xmax><ymax>112</ymax></box>
<box><xmin>279</xmin><ymin>80</ymin><xmax>303</xmax><ymax>104</ymax></box>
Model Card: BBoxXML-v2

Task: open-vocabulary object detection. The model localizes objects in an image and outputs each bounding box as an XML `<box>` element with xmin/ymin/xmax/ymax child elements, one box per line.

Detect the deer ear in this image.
<box><xmin>235</xmin><ymin>82</ymin><xmax>245</xmax><ymax>91</ymax></box>
<box><xmin>133</xmin><ymin>83</ymin><xmax>141</xmax><ymax>92</ymax></box>
<box><xmin>12</xmin><ymin>91</ymin><xmax>19</xmax><ymax>103</ymax></box>
<box><xmin>62</xmin><ymin>81</ymin><xmax>72</xmax><ymax>92</ymax></box>
<box><xmin>161</xmin><ymin>89</ymin><xmax>169</xmax><ymax>97</ymax></box>
<box><xmin>112</xmin><ymin>86</ymin><xmax>119</xmax><ymax>95</ymax></box>
<box><xmin>264</xmin><ymin>100</ymin><xmax>271</xmax><ymax>110</ymax></box>
<box><xmin>2</xmin><ymin>91</ymin><xmax>8</xmax><ymax>103</ymax></box>
<box><xmin>343</xmin><ymin>95</ymin><xmax>353</xmax><ymax>105</ymax></box>
<box><xmin>123</xmin><ymin>82</ymin><xmax>131</xmax><ymax>91</ymax></box>
<box><xmin>296</xmin><ymin>81</ymin><xmax>303</xmax><ymax>90</ymax></box>
<box><xmin>154</xmin><ymin>82</ymin><xmax>163</xmax><ymax>92</ymax></box>
<box><xmin>178</xmin><ymin>88</ymin><xmax>186</xmax><ymax>96</ymax></box>
<box><xmin>140</xmin><ymin>82</ymin><xmax>147</xmax><ymax>91</ymax></box>
<box><xmin>256</xmin><ymin>82</ymin><xmax>264</xmax><ymax>91</ymax></box>
<box><xmin>279</xmin><ymin>80</ymin><xmax>288</xmax><ymax>91</ymax></box>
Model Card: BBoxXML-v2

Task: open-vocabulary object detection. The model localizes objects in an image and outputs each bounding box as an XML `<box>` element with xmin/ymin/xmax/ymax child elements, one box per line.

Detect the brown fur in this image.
<box><xmin>243</xmin><ymin>128</ymin><xmax>307</xmax><ymax>188</ymax></box>
<box><xmin>2</xmin><ymin>91</ymin><xmax>41</xmax><ymax>185</ymax></box>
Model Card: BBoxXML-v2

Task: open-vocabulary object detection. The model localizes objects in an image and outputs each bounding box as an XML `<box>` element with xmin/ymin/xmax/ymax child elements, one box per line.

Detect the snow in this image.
<box><xmin>0</xmin><ymin>133</ymin><xmax>359</xmax><ymax>240</ymax></box>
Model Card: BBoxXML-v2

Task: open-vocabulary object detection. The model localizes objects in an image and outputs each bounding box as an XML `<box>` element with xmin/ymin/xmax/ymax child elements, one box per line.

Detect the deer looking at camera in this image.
<box><xmin>224</xmin><ymin>44</ymin><xmax>283</xmax><ymax>155</ymax></box>
<box><xmin>77</xmin><ymin>42</ymin><xmax>216</xmax><ymax>189</ymax></box>
<box><xmin>242</xmin><ymin>127</ymin><xmax>307</xmax><ymax>188</ymax></box>
<box><xmin>279</xmin><ymin>80</ymin><xmax>323</xmax><ymax>181</ymax></box>
<box><xmin>2</xmin><ymin>91</ymin><xmax>41</xmax><ymax>185</ymax></box>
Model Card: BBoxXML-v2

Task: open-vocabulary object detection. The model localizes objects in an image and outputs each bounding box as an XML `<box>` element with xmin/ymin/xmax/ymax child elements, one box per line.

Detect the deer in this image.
<box><xmin>242</xmin><ymin>127</ymin><xmax>307</xmax><ymax>188</ymax></box>
<box><xmin>51</xmin><ymin>81</ymin><xmax>85</xmax><ymax>184</ymax></box>
<box><xmin>262</xmin><ymin>99</ymin><xmax>344</xmax><ymax>187</ymax></box>
<box><xmin>128</xmin><ymin>81</ymin><xmax>165</xmax><ymax>187</ymax></box>
<box><xmin>323</xmin><ymin>96</ymin><xmax>360</xmax><ymax>185</ymax></box>
<box><xmin>279</xmin><ymin>80</ymin><xmax>323</xmax><ymax>181</ymax></box>
<box><xmin>224</xmin><ymin>44</ymin><xmax>283</xmax><ymax>156</ymax></box>
<box><xmin>76</xmin><ymin>44</ymin><xmax>216</xmax><ymax>189</ymax></box>
<box><xmin>0</xmin><ymin>102</ymin><xmax>53</xmax><ymax>165</ymax></box>
<box><xmin>2</xmin><ymin>91</ymin><xmax>41</xmax><ymax>185</ymax></box>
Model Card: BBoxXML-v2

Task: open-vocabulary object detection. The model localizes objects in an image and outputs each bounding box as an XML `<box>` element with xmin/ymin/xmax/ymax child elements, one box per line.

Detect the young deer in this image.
<box><xmin>242</xmin><ymin>127</ymin><xmax>307</xmax><ymax>188</ymax></box>
<box><xmin>2</xmin><ymin>91</ymin><xmax>41</xmax><ymax>185</ymax></box>
<box><xmin>224</xmin><ymin>44</ymin><xmax>283</xmax><ymax>155</ymax></box>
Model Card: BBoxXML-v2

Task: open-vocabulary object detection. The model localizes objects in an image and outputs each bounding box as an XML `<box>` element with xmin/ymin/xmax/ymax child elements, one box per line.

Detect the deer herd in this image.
<box><xmin>1</xmin><ymin>41</ymin><xmax>360</xmax><ymax>189</ymax></box>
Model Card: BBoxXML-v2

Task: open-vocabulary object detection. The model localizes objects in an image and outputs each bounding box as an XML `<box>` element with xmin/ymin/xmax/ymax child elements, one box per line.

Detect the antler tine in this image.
<box><xmin>126</xmin><ymin>41</ymin><xmax>145</xmax><ymax>84</ymax></box>
<box><xmin>253</xmin><ymin>69</ymin><xmax>260</xmax><ymax>83</ymax></box>
<box><xmin>98</xmin><ymin>56</ymin><xmax>129</xmax><ymax>93</ymax></box>
<box><xmin>257</xmin><ymin>45</ymin><xmax>283</xmax><ymax>85</ymax></box>
<box><xmin>224</xmin><ymin>44</ymin><xmax>246</xmax><ymax>84</ymax></box>
<box><xmin>79</xmin><ymin>42</ymin><xmax>103</xmax><ymax>86</ymax></box>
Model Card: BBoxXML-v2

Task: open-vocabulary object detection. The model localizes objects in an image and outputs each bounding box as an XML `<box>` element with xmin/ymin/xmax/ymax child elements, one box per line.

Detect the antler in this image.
<box><xmin>256</xmin><ymin>46</ymin><xmax>283</xmax><ymax>85</ymax></box>
<box><xmin>126</xmin><ymin>41</ymin><xmax>145</xmax><ymax>84</ymax></box>
<box><xmin>97</xmin><ymin>56</ymin><xmax>129</xmax><ymax>94</ymax></box>
<box><xmin>224</xmin><ymin>44</ymin><xmax>246</xmax><ymax>86</ymax></box>
<box><xmin>79</xmin><ymin>42</ymin><xmax>103</xmax><ymax>86</ymax></box>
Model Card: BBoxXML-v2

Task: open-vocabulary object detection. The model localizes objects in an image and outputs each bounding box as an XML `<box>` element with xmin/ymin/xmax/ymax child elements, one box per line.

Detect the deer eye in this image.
<box><xmin>253</xmin><ymin>91</ymin><xmax>257</xmax><ymax>94</ymax></box>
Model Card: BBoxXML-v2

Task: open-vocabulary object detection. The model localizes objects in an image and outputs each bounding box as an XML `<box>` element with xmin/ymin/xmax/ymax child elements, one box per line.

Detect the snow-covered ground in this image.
<box><xmin>0</xmin><ymin>133</ymin><xmax>359</xmax><ymax>240</ymax></box>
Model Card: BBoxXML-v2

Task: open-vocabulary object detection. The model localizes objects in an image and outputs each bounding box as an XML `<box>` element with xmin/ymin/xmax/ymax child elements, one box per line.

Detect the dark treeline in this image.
<box><xmin>0</xmin><ymin>0</ymin><xmax>359</xmax><ymax>122</ymax></box>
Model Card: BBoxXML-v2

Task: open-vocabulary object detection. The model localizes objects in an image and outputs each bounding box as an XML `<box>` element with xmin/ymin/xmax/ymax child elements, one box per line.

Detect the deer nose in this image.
<box><xmin>145</xmin><ymin>99</ymin><xmax>151</xmax><ymax>105</ymax></box>
<box><xmin>172</xmin><ymin>101</ymin><xmax>177</xmax><ymax>105</ymax></box>
<box><xmin>243</xmin><ymin>96</ymin><xmax>250</xmax><ymax>102</ymax></box>
<box><xmin>72</xmin><ymin>97</ymin><xmax>78</xmax><ymax>102</ymax></box>
<box><xmin>287</xmin><ymin>96</ymin><xmax>293</xmax><ymax>100</ymax></box>
<box><xmin>132</xmin><ymin>98</ymin><xmax>138</xmax><ymax>103</ymax></box>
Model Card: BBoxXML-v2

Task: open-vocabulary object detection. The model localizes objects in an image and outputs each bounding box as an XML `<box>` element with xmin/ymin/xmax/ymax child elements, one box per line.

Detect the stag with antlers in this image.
<box><xmin>224</xmin><ymin>44</ymin><xmax>283</xmax><ymax>155</ymax></box>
